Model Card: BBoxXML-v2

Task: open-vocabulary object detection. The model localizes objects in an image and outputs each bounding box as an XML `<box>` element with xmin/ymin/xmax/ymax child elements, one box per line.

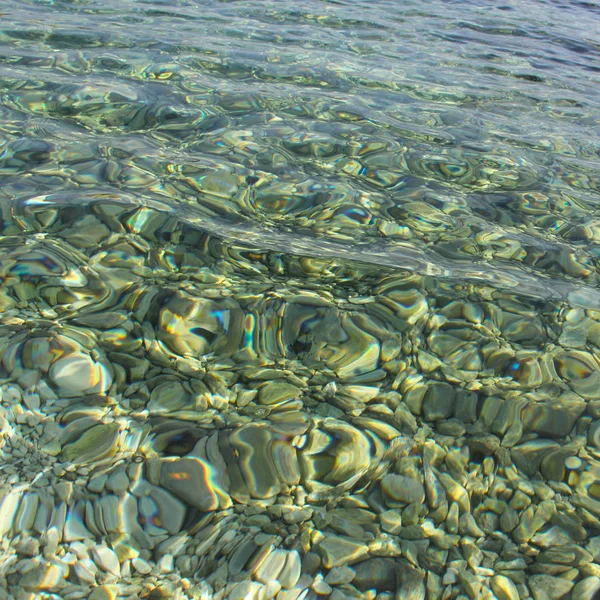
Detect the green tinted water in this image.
<box><xmin>0</xmin><ymin>0</ymin><xmax>599</xmax><ymax>598</ymax></box>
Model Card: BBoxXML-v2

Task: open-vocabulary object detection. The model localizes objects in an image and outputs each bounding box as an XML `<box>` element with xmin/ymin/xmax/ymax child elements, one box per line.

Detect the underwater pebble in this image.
<box><xmin>131</xmin><ymin>557</ymin><xmax>152</xmax><ymax>575</ymax></box>
<box><xmin>381</xmin><ymin>474</ymin><xmax>425</xmax><ymax>505</ymax></box>
<box><xmin>88</xmin><ymin>585</ymin><xmax>118</xmax><ymax>600</ymax></box>
<box><xmin>317</xmin><ymin>535</ymin><xmax>369</xmax><ymax>568</ymax></box>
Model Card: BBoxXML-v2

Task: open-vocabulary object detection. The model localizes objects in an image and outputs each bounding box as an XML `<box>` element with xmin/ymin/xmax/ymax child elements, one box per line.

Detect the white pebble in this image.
<box><xmin>88</xmin><ymin>585</ymin><xmax>118</xmax><ymax>600</ymax></box>
<box><xmin>228</xmin><ymin>581</ymin><xmax>264</xmax><ymax>600</ymax></box>
<box><xmin>92</xmin><ymin>544</ymin><xmax>120</xmax><ymax>577</ymax></box>
<box><xmin>73</xmin><ymin>558</ymin><xmax>98</xmax><ymax>584</ymax></box>
<box><xmin>131</xmin><ymin>557</ymin><xmax>152</xmax><ymax>575</ymax></box>
<box><xmin>157</xmin><ymin>554</ymin><xmax>174</xmax><ymax>573</ymax></box>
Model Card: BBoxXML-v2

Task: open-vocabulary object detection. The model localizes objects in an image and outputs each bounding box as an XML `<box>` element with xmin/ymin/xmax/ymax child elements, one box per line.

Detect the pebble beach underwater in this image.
<box><xmin>0</xmin><ymin>0</ymin><xmax>600</xmax><ymax>599</ymax></box>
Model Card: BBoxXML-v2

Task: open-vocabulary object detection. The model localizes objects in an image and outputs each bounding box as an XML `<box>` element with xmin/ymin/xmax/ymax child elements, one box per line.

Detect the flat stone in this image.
<box><xmin>54</xmin><ymin>482</ymin><xmax>73</xmax><ymax>502</ymax></box>
<box><xmin>589</xmin><ymin>540</ymin><xmax>600</xmax><ymax>566</ymax></box>
<box><xmin>329</xmin><ymin>514</ymin><xmax>366</xmax><ymax>539</ymax></box>
<box><xmin>106</xmin><ymin>468</ymin><xmax>129</xmax><ymax>494</ymax></box>
<box><xmin>63</xmin><ymin>501</ymin><xmax>93</xmax><ymax>543</ymax></box>
<box><xmin>399</xmin><ymin>524</ymin><xmax>428</xmax><ymax>541</ymax></box>
<box><xmin>49</xmin><ymin>353</ymin><xmax>111</xmax><ymax>397</ymax></box>
<box><xmin>14</xmin><ymin>491</ymin><xmax>39</xmax><ymax>534</ymax></box>
<box><xmin>513</xmin><ymin>501</ymin><xmax>556</xmax><ymax>544</ymax></box>
<box><xmin>438</xmin><ymin>473</ymin><xmax>470</xmax><ymax>513</ymax></box>
<box><xmin>157</xmin><ymin>554</ymin><xmax>174</xmax><ymax>573</ymax></box>
<box><xmin>537</xmin><ymin>544</ymin><xmax>593</xmax><ymax>566</ymax></box>
<box><xmin>61</xmin><ymin>423</ymin><xmax>120</xmax><ymax>464</ymax></box>
<box><xmin>263</xmin><ymin>581</ymin><xmax>282</xmax><ymax>599</ymax></box>
<box><xmin>147</xmin><ymin>485</ymin><xmax>186</xmax><ymax>534</ymax></box>
<box><xmin>258</xmin><ymin>382</ymin><xmax>301</xmax><ymax>405</ymax></box>
<box><xmin>499</xmin><ymin>507</ymin><xmax>519</xmax><ymax>534</ymax></box>
<box><xmin>317</xmin><ymin>535</ymin><xmax>369</xmax><ymax>568</ymax></box>
<box><xmin>254</xmin><ymin>549</ymin><xmax>286</xmax><ymax>584</ymax></box>
<box><xmin>571</xmin><ymin>576</ymin><xmax>600</xmax><ymax>600</ymax></box>
<box><xmin>228</xmin><ymin>536</ymin><xmax>257</xmax><ymax>575</ymax></box>
<box><xmin>458</xmin><ymin>570</ymin><xmax>482</xmax><ymax>599</ymax></box>
<box><xmin>405</xmin><ymin>503</ymin><xmax>424</xmax><ymax>529</ymax></box>
<box><xmin>522</xmin><ymin>399</ymin><xmax>585</xmax><ymax>437</ymax></box>
<box><xmin>88</xmin><ymin>585</ymin><xmax>119</xmax><ymax>600</ymax></box>
<box><xmin>510</xmin><ymin>490</ymin><xmax>532</xmax><ymax>511</ymax></box>
<box><xmin>396</xmin><ymin>559</ymin><xmax>426</xmax><ymax>599</ymax></box>
<box><xmin>369</xmin><ymin>534</ymin><xmax>402</xmax><ymax>557</ymax></box>
<box><xmin>436</xmin><ymin>419</ymin><xmax>466</xmax><ymax>438</ymax></box>
<box><xmin>311</xmin><ymin>575</ymin><xmax>332</xmax><ymax>596</ymax></box>
<box><xmin>380</xmin><ymin>510</ymin><xmax>402</xmax><ymax>535</ymax></box>
<box><xmin>301</xmin><ymin>551</ymin><xmax>321</xmax><ymax>576</ymax></box>
<box><xmin>278</xmin><ymin>550</ymin><xmax>301</xmax><ymax>589</ymax></box>
<box><xmin>466</xmin><ymin>434</ymin><xmax>500</xmax><ymax>457</ymax></box>
<box><xmin>426</xmin><ymin>571</ymin><xmax>443</xmax><ymax>599</ymax></box>
<box><xmin>131</xmin><ymin>557</ymin><xmax>152</xmax><ymax>575</ymax></box>
<box><xmin>325</xmin><ymin>566</ymin><xmax>356</xmax><ymax>585</ymax></box>
<box><xmin>91</xmin><ymin>544</ymin><xmax>120</xmax><ymax>577</ymax></box>
<box><xmin>159</xmin><ymin>457</ymin><xmax>227</xmax><ymax>511</ymax></box>
<box><xmin>21</xmin><ymin>562</ymin><xmax>67</xmax><ymax>591</ymax></box>
<box><xmin>229</xmin><ymin>581</ymin><xmax>264</xmax><ymax>600</ymax></box>
<box><xmin>14</xmin><ymin>537</ymin><xmax>40</xmax><ymax>557</ymax></box>
<box><xmin>511</xmin><ymin>440</ymin><xmax>560</xmax><ymax>477</ymax></box>
<box><xmin>381</xmin><ymin>474</ymin><xmax>425</xmax><ymax>505</ymax></box>
<box><xmin>0</xmin><ymin>492</ymin><xmax>21</xmax><ymax>537</ymax></box>
<box><xmin>458</xmin><ymin>512</ymin><xmax>483</xmax><ymax>538</ymax></box>
<box><xmin>453</xmin><ymin>390</ymin><xmax>479</xmax><ymax>423</ymax></box>
<box><xmin>528</xmin><ymin>575</ymin><xmax>574</xmax><ymax>600</ymax></box>
<box><xmin>87</xmin><ymin>474</ymin><xmax>108</xmax><ymax>494</ymax></box>
<box><xmin>73</xmin><ymin>559</ymin><xmax>99</xmax><ymax>585</ymax></box>
<box><xmin>446</xmin><ymin>502</ymin><xmax>459</xmax><ymax>534</ymax></box>
<box><xmin>423</xmin><ymin>383</ymin><xmax>455</xmax><ymax>421</ymax></box>
<box><xmin>353</xmin><ymin>558</ymin><xmax>399</xmax><ymax>592</ymax></box>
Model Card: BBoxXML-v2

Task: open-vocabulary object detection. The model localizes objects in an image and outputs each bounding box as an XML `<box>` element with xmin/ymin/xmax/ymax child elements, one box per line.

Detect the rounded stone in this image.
<box><xmin>589</xmin><ymin>420</ymin><xmax>600</xmax><ymax>447</ymax></box>
<box><xmin>565</xmin><ymin>456</ymin><xmax>582</xmax><ymax>470</ymax></box>
<box><xmin>381</xmin><ymin>474</ymin><xmax>425</xmax><ymax>505</ymax></box>
<box><xmin>160</xmin><ymin>457</ymin><xmax>227</xmax><ymax>511</ymax></box>
<box><xmin>571</xmin><ymin>576</ymin><xmax>600</xmax><ymax>600</ymax></box>
<box><xmin>353</xmin><ymin>558</ymin><xmax>398</xmax><ymax>592</ymax></box>
<box><xmin>311</xmin><ymin>576</ymin><xmax>332</xmax><ymax>596</ymax></box>
<box><xmin>148</xmin><ymin>380</ymin><xmax>187</xmax><ymax>413</ymax></box>
<box><xmin>131</xmin><ymin>557</ymin><xmax>152</xmax><ymax>575</ymax></box>
<box><xmin>88</xmin><ymin>586</ymin><xmax>118</xmax><ymax>600</ymax></box>
<box><xmin>49</xmin><ymin>353</ymin><xmax>111</xmax><ymax>396</ymax></box>
<box><xmin>491</xmin><ymin>575</ymin><xmax>519</xmax><ymax>600</ymax></box>
<box><xmin>422</xmin><ymin>383</ymin><xmax>455</xmax><ymax>421</ymax></box>
<box><xmin>228</xmin><ymin>581</ymin><xmax>264</xmax><ymax>600</ymax></box>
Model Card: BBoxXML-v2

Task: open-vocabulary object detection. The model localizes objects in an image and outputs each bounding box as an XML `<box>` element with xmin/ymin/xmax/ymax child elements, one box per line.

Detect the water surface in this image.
<box><xmin>0</xmin><ymin>0</ymin><xmax>600</xmax><ymax>598</ymax></box>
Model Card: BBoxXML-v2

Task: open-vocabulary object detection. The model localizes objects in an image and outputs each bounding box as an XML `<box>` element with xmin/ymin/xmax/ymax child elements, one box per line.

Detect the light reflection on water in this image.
<box><xmin>0</xmin><ymin>0</ymin><xmax>599</xmax><ymax>598</ymax></box>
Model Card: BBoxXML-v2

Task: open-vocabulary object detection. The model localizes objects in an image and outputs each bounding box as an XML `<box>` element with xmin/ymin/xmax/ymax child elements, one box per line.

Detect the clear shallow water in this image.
<box><xmin>0</xmin><ymin>0</ymin><xmax>600</xmax><ymax>599</ymax></box>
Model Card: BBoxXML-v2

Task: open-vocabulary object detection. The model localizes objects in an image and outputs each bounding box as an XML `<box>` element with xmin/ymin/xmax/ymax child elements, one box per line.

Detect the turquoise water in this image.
<box><xmin>0</xmin><ymin>0</ymin><xmax>600</xmax><ymax>598</ymax></box>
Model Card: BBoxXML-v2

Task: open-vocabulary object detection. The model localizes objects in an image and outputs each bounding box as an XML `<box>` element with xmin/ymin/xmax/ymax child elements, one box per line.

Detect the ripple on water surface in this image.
<box><xmin>0</xmin><ymin>0</ymin><xmax>600</xmax><ymax>598</ymax></box>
